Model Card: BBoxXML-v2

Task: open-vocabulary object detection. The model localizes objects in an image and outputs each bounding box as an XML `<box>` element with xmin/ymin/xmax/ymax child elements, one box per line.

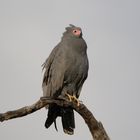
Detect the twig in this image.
<box><xmin>0</xmin><ymin>97</ymin><xmax>110</xmax><ymax>140</ymax></box>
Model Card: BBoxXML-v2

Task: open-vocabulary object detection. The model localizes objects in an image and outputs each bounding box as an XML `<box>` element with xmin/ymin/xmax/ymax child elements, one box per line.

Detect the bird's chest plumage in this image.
<box><xmin>62</xmin><ymin>49</ymin><xmax>88</xmax><ymax>97</ymax></box>
<box><xmin>65</xmin><ymin>53</ymin><xmax>86</xmax><ymax>75</ymax></box>
<box><xmin>63</xmin><ymin>40</ymin><xmax>88</xmax><ymax>86</ymax></box>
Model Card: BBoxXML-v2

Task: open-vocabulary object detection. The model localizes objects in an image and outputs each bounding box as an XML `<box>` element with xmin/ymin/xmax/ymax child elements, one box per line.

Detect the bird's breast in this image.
<box><xmin>64</xmin><ymin>51</ymin><xmax>88</xmax><ymax>83</ymax></box>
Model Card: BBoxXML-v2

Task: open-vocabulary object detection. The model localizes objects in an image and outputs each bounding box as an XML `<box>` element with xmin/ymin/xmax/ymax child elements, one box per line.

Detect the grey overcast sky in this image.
<box><xmin>0</xmin><ymin>0</ymin><xmax>140</xmax><ymax>139</ymax></box>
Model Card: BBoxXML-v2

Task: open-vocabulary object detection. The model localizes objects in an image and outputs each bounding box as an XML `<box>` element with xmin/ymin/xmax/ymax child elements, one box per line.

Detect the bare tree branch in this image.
<box><xmin>0</xmin><ymin>97</ymin><xmax>110</xmax><ymax>140</ymax></box>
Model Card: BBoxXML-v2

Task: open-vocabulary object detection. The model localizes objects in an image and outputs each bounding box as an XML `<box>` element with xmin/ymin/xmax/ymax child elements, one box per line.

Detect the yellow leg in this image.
<box><xmin>65</xmin><ymin>93</ymin><xmax>80</xmax><ymax>106</ymax></box>
<box><xmin>71</xmin><ymin>95</ymin><xmax>80</xmax><ymax>106</ymax></box>
<box><xmin>65</xmin><ymin>93</ymin><xmax>72</xmax><ymax>102</ymax></box>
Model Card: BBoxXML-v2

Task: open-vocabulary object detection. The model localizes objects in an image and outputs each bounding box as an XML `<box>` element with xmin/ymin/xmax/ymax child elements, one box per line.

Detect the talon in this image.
<box><xmin>76</xmin><ymin>100</ymin><xmax>80</xmax><ymax>107</ymax></box>
<box><xmin>65</xmin><ymin>94</ymin><xmax>80</xmax><ymax>106</ymax></box>
<box><xmin>72</xmin><ymin>96</ymin><xmax>80</xmax><ymax>106</ymax></box>
<box><xmin>65</xmin><ymin>93</ymin><xmax>72</xmax><ymax>102</ymax></box>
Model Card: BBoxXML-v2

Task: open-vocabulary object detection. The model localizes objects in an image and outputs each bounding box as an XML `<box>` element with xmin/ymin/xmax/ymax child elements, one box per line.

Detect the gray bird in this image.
<box><xmin>42</xmin><ymin>24</ymin><xmax>89</xmax><ymax>135</ymax></box>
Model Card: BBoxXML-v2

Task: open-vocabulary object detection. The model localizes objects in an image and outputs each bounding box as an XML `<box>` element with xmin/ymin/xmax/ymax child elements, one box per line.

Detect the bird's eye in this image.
<box><xmin>73</xmin><ymin>30</ymin><xmax>77</xmax><ymax>33</ymax></box>
<box><xmin>72</xmin><ymin>29</ymin><xmax>81</xmax><ymax>36</ymax></box>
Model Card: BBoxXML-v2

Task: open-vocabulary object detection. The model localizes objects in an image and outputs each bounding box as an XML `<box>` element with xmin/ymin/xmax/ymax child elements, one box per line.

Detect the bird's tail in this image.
<box><xmin>61</xmin><ymin>106</ymin><xmax>75</xmax><ymax>135</ymax></box>
<box><xmin>45</xmin><ymin>104</ymin><xmax>75</xmax><ymax>135</ymax></box>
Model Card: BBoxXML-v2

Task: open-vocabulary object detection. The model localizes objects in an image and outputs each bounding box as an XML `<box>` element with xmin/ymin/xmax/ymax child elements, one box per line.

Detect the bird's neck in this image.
<box><xmin>62</xmin><ymin>37</ymin><xmax>87</xmax><ymax>55</ymax></box>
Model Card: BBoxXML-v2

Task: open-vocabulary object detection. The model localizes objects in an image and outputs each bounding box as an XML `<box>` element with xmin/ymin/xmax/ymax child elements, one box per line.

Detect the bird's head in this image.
<box><xmin>62</xmin><ymin>24</ymin><xmax>82</xmax><ymax>39</ymax></box>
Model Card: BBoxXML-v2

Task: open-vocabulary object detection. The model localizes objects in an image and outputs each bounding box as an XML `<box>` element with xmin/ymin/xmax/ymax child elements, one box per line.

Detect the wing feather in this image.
<box><xmin>42</xmin><ymin>44</ymin><xmax>65</xmax><ymax>98</ymax></box>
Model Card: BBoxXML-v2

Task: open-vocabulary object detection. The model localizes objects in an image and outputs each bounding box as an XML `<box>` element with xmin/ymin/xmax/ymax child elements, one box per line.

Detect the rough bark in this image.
<box><xmin>0</xmin><ymin>97</ymin><xmax>110</xmax><ymax>140</ymax></box>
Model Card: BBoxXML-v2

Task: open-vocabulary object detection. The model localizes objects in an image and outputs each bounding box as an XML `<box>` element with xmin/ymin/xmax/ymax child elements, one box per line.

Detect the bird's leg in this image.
<box><xmin>71</xmin><ymin>96</ymin><xmax>80</xmax><ymax>106</ymax></box>
<box><xmin>65</xmin><ymin>94</ymin><xmax>80</xmax><ymax>106</ymax></box>
<box><xmin>65</xmin><ymin>93</ymin><xmax>72</xmax><ymax>102</ymax></box>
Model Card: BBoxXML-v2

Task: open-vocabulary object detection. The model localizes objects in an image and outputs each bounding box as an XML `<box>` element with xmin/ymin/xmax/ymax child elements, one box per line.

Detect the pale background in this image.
<box><xmin>0</xmin><ymin>0</ymin><xmax>140</xmax><ymax>139</ymax></box>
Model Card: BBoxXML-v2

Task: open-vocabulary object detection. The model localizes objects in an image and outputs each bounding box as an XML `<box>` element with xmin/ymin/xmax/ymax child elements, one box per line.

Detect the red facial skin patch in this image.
<box><xmin>72</xmin><ymin>29</ymin><xmax>81</xmax><ymax>37</ymax></box>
